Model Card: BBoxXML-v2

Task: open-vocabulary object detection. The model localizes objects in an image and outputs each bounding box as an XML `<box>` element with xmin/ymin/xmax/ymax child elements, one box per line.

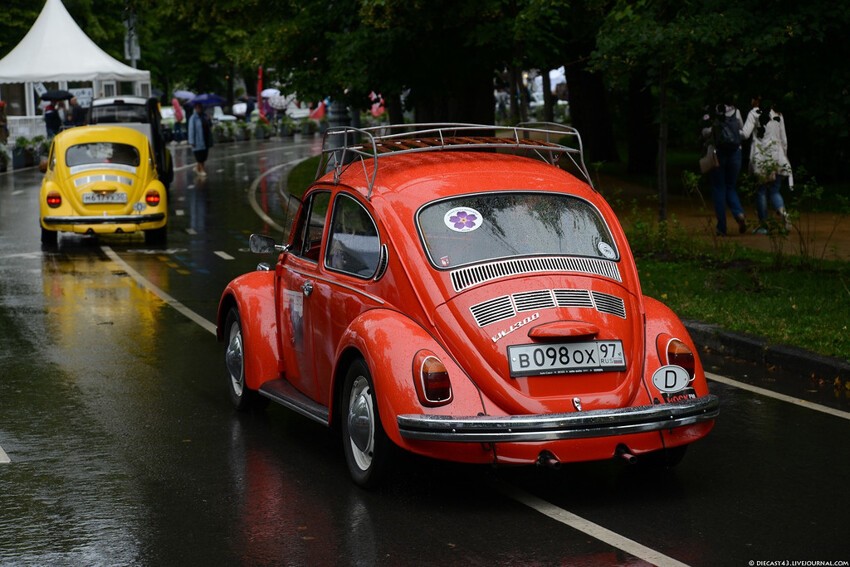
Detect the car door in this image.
<box><xmin>277</xmin><ymin>190</ymin><xmax>331</xmax><ymax>401</ymax></box>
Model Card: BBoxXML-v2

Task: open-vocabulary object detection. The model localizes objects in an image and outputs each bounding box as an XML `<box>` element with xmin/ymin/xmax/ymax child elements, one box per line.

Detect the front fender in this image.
<box><xmin>336</xmin><ymin>309</ymin><xmax>487</xmax><ymax>448</ymax></box>
<box><xmin>217</xmin><ymin>270</ymin><xmax>280</xmax><ymax>391</ymax></box>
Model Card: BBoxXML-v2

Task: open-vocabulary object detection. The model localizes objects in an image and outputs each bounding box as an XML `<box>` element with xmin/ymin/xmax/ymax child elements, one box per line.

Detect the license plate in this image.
<box><xmin>508</xmin><ymin>340</ymin><xmax>626</xmax><ymax>377</ymax></box>
<box><xmin>83</xmin><ymin>192</ymin><xmax>127</xmax><ymax>204</ymax></box>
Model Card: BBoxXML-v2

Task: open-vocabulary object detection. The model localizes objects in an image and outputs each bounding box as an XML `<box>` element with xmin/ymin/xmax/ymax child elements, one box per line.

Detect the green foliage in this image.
<box><xmin>637</xmin><ymin>255</ymin><xmax>850</xmax><ymax>359</ymax></box>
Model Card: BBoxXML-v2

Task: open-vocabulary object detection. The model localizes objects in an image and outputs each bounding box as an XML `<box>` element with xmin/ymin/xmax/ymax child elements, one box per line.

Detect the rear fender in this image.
<box><xmin>335</xmin><ymin>310</ymin><xmax>487</xmax><ymax>447</ymax></box>
<box><xmin>642</xmin><ymin>295</ymin><xmax>710</xmax><ymax>398</ymax></box>
<box><xmin>217</xmin><ymin>270</ymin><xmax>280</xmax><ymax>391</ymax></box>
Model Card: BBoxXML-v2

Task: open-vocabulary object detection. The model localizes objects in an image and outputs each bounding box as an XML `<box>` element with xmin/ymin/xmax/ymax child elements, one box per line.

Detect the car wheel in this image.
<box><xmin>224</xmin><ymin>306</ymin><xmax>268</xmax><ymax>411</ymax></box>
<box><xmin>342</xmin><ymin>359</ymin><xmax>392</xmax><ymax>488</ymax></box>
<box><xmin>40</xmin><ymin>226</ymin><xmax>57</xmax><ymax>245</ymax></box>
<box><xmin>144</xmin><ymin>226</ymin><xmax>167</xmax><ymax>245</ymax></box>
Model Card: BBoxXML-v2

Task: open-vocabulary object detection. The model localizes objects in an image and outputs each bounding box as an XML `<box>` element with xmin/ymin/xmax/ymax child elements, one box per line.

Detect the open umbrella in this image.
<box><xmin>40</xmin><ymin>89</ymin><xmax>74</xmax><ymax>101</ymax></box>
<box><xmin>188</xmin><ymin>93</ymin><xmax>225</xmax><ymax>107</ymax></box>
<box><xmin>261</xmin><ymin>87</ymin><xmax>280</xmax><ymax>98</ymax></box>
<box><xmin>173</xmin><ymin>89</ymin><xmax>196</xmax><ymax>100</ymax></box>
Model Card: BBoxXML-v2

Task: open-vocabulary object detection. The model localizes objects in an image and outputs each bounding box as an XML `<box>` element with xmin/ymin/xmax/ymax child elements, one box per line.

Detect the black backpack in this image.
<box><xmin>713</xmin><ymin>113</ymin><xmax>740</xmax><ymax>149</ymax></box>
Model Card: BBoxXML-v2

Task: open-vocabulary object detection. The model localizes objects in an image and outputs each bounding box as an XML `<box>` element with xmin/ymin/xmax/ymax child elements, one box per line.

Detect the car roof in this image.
<box><xmin>332</xmin><ymin>151</ymin><xmax>595</xmax><ymax>210</ymax></box>
<box><xmin>51</xmin><ymin>125</ymin><xmax>151</xmax><ymax>149</ymax></box>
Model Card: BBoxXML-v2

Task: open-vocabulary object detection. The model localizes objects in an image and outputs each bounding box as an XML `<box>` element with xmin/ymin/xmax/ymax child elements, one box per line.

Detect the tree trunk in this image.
<box><xmin>509</xmin><ymin>65</ymin><xmax>523</xmax><ymax>124</ymax></box>
<box><xmin>564</xmin><ymin>62</ymin><xmax>619</xmax><ymax>164</ymax></box>
<box><xmin>627</xmin><ymin>76</ymin><xmax>656</xmax><ymax>175</ymax></box>
<box><xmin>386</xmin><ymin>91</ymin><xmax>404</xmax><ymax>125</ymax></box>
<box><xmin>656</xmin><ymin>74</ymin><xmax>669</xmax><ymax>222</ymax></box>
<box><xmin>541</xmin><ymin>70</ymin><xmax>555</xmax><ymax>123</ymax></box>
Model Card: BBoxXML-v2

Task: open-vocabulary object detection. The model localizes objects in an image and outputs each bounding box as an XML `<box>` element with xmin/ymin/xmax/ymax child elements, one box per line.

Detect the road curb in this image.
<box><xmin>684</xmin><ymin>319</ymin><xmax>850</xmax><ymax>383</ymax></box>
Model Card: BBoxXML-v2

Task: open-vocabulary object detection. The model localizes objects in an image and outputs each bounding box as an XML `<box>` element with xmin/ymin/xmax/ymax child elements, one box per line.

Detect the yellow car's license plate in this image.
<box><xmin>82</xmin><ymin>192</ymin><xmax>128</xmax><ymax>204</ymax></box>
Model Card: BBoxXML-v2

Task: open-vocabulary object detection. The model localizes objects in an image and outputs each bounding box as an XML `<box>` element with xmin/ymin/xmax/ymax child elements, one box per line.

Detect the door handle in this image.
<box><xmin>302</xmin><ymin>281</ymin><xmax>313</xmax><ymax>297</ymax></box>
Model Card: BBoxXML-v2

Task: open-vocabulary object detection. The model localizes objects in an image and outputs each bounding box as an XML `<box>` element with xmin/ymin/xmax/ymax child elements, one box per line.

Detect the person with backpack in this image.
<box><xmin>742</xmin><ymin>100</ymin><xmax>792</xmax><ymax>233</ymax></box>
<box><xmin>702</xmin><ymin>102</ymin><xmax>748</xmax><ymax>235</ymax></box>
<box><xmin>188</xmin><ymin>102</ymin><xmax>212</xmax><ymax>177</ymax></box>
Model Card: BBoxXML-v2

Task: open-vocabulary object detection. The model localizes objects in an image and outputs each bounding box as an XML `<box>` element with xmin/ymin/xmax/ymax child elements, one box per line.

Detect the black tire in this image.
<box><xmin>223</xmin><ymin>307</ymin><xmax>269</xmax><ymax>411</ymax></box>
<box><xmin>41</xmin><ymin>226</ymin><xmax>58</xmax><ymax>245</ymax></box>
<box><xmin>341</xmin><ymin>359</ymin><xmax>392</xmax><ymax>488</ymax></box>
<box><xmin>144</xmin><ymin>226</ymin><xmax>167</xmax><ymax>245</ymax></box>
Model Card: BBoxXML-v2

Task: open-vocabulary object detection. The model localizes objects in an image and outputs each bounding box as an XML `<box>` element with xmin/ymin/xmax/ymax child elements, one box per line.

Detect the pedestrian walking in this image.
<box><xmin>43</xmin><ymin>103</ymin><xmax>62</xmax><ymax>139</ymax></box>
<box><xmin>742</xmin><ymin>100</ymin><xmax>792</xmax><ymax>232</ymax></box>
<box><xmin>188</xmin><ymin>102</ymin><xmax>212</xmax><ymax>177</ymax></box>
<box><xmin>702</xmin><ymin>102</ymin><xmax>748</xmax><ymax>235</ymax></box>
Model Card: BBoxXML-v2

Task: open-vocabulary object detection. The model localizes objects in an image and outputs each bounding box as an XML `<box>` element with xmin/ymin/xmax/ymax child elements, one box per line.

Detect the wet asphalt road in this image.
<box><xmin>1</xmin><ymin>136</ymin><xmax>848</xmax><ymax>566</ymax></box>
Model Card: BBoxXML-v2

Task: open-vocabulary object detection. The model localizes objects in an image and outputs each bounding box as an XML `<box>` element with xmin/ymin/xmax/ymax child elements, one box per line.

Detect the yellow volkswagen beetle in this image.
<box><xmin>39</xmin><ymin>125</ymin><xmax>168</xmax><ymax>245</ymax></box>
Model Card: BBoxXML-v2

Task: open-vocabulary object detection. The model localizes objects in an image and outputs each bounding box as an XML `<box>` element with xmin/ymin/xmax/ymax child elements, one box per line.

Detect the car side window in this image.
<box><xmin>326</xmin><ymin>194</ymin><xmax>381</xmax><ymax>278</ymax></box>
<box><xmin>290</xmin><ymin>191</ymin><xmax>331</xmax><ymax>262</ymax></box>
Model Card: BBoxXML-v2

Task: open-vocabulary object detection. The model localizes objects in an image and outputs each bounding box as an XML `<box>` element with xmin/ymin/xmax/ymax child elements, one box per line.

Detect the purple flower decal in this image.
<box><xmin>444</xmin><ymin>206</ymin><xmax>483</xmax><ymax>232</ymax></box>
<box><xmin>450</xmin><ymin>211</ymin><xmax>478</xmax><ymax>229</ymax></box>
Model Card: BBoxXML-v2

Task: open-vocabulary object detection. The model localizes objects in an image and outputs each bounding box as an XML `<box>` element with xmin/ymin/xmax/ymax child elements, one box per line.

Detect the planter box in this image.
<box><xmin>12</xmin><ymin>147</ymin><xmax>27</xmax><ymax>169</ymax></box>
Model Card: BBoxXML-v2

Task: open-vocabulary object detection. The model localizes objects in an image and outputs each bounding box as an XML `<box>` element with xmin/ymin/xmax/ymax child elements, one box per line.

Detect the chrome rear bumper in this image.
<box><xmin>43</xmin><ymin>213</ymin><xmax>165</xmax><ymax>225</ymax></box>
<box><xmin>397</xmin><ymin>395</ymin><xmax>719</xmax><ymax>442</ymax></box>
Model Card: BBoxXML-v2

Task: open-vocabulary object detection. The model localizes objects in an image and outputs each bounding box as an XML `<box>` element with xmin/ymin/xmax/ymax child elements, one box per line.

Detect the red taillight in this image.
<box><xmin>145</xmin><ymin>190</ymin><xmax>161</xmax><ymax>206</ymax></box>
<box><xmin>46</xmin><ymin>191</ymin><xmax>62</xmax><ymax>208</ymax></box>
<box><xmin>666</xmin><ymin>339</ymin><xmax>695</xmax><ymax>379</ymax></box>
<box><xmin>413</xmin><ymin>351</ymin><xmax>452</xmax><ymax>406</ymax></box>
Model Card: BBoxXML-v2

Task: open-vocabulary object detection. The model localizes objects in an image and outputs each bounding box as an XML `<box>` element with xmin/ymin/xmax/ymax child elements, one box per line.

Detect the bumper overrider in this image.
<box><xmin>43</xmin><ymin>213</ymin><xmax>166</xmax><ymax>225</ymax></box>
<box><xmin>397</xmin><ymin>395</ymin><xmax>719</xmax><ymax>442</ymax></box>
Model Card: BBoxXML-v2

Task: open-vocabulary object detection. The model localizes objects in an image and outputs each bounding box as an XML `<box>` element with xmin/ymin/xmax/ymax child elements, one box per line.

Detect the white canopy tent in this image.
<box><xmin>0</xmin><ymin>0</ymin><xmax>150</xmax><ymax>132</ymax></box>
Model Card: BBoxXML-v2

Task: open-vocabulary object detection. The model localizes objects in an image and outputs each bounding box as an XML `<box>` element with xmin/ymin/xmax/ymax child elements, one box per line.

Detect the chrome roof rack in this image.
<box><xmin>315</xmin><ymin>122</ymin><xmax>593</xmax><ymax>200</ymax></box>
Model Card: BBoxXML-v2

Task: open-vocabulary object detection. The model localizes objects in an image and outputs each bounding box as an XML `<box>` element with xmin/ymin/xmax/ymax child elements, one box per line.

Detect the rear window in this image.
<box><xmin>417</xmin><ymin>192</ymin><xmax>618</xmax><ymax>269</ymax></box>
<box><xmin>66</xmin><ymin>143</ymin><xmax>141</xmax><ymax>168</ymax></box>
<box><xmin>90</xmin><ymin>104</ymin><xmax>149</xmax><ymax>124</ymax></box>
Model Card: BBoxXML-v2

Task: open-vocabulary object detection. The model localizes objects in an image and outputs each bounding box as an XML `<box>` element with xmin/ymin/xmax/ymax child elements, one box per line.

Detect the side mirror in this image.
<box><xmin>249</xmin><ymin>233</ymin><xmax>287</xmax><ymax>254</ymax></box>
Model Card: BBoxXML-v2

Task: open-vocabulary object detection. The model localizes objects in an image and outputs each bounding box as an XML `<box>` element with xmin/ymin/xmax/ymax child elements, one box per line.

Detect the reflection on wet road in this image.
<box><xmin>1</xmin><ymin>137</ymin><xmax>849</xmax><ymax>565</ymax></box>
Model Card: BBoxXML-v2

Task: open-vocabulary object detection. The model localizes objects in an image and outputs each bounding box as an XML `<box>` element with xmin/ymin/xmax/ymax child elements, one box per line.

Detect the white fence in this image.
<box><xmin>7</xmin><ymin>116</ymin><xmax>46</xmax><ymax>143</ymax></box>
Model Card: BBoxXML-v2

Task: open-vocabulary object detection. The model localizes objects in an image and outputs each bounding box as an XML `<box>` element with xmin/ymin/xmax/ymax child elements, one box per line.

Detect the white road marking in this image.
<box><xmin>185</xmin><ymin>228</ymin><xmax>197</xmax><ymax>235</ymax></box>
<box><xmin>0</xmin><ymin>445</ymin><xmax>9</xmax><ymax>464</ymax></box>
<box><xmin>707</xmin><ymin>372</ymin><xmax>850</xmax><ymax>421</ymax></box>
<box><xmin>214</xmin><ymin>251</ymin><xmax>235</xmax><ymax>260</ymax></box>
<box><xmin>494</xmin><ymin>481</ymin><xmax>690</xmax><ymax>567</ymax></box>
<box><xmin>100</xmin><ymin>245</ymin><xmax>217</xmax><ymax>336</ymax></box>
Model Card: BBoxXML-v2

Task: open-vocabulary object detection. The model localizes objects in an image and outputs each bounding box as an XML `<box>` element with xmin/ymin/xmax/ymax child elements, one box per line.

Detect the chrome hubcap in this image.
<box><xmin>225</xmin><ymin>323</ymin><xmax>244</xmax><ymax>397</ymax></box>
<box><xmin>347</xmin><ymin>376</ymin><xmax>374</xmax><ymax>469</ymax></box>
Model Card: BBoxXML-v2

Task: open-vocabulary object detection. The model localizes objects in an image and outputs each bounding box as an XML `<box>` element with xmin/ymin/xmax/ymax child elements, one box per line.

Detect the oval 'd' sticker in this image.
<box><xmin>444</xmin><ymin>207</ymin><xmax>482</xmax><ymax>233</ymax></box>
<box><xmin>651</xmin><ymin>365</ymin><xmax>691</xmax><ymax>393</ymax></box>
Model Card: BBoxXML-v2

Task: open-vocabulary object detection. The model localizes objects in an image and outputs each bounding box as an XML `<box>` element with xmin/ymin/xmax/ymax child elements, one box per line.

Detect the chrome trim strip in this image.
<box><xmin>397</xmin><ymin>395</ymin><xmax>719</xmax><ymax>442</ymax></box>
<box><xmin>43</xmin><ymin>213</ymin><xmax>165</xmax><ymax>225</ymax></box>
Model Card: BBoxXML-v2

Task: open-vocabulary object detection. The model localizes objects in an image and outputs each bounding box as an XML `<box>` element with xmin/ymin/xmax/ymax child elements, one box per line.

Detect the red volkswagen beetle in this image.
<box><xmin>217</xmin><ymin>124</ymin><xmax>718</xmax><ymax>487</ymax></box>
